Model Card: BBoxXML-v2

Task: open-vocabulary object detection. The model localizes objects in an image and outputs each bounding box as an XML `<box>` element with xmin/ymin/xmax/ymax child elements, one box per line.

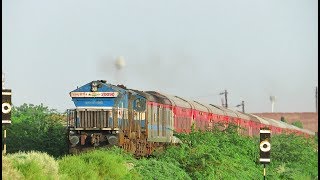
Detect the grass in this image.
<box><xmin>3</xmin><ymin>151</ymin><xmax>59</xmax><ymax>180</ymax></box>
<box><xmin>2</xmin><ymin>128</ymin><xmax>318</xmax><ymax>180</ymax></box>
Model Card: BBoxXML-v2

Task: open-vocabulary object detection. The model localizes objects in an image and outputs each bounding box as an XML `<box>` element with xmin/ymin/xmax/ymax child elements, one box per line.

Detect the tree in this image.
<box><xmin>291</xmin><ymin>121</ymin><xmax>303</xmax><ymax>129</ymax></box>
<box><xmin>2</xmin><ymin>103</ymin><xmax>68</xmax><ymax>157</ymax></box>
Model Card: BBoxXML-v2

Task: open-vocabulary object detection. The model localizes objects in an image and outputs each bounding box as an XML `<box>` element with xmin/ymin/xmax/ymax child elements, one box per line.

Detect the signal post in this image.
<box><xmin>2</xmin><ymin>88</ymin><xmax>12</xmax><ymax>154</ymax></box>
<box><xmin>260</xmin><ymin>128</ymin><xmax>271</xmax><ymax>180</ymax></box>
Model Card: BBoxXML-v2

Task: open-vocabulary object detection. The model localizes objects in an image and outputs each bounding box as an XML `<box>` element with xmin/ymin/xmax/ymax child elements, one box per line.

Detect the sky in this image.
<box><xmin>2</xmin><ymin>0</ymin><xmax>318</xmax><ymax>113</ymax></box>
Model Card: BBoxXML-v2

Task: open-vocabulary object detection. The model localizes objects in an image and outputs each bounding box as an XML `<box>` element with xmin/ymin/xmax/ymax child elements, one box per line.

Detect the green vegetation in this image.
<box><xmin>3</xmin><ymin>151</ymin><xmax>59</xmax><ymax>180</ymax></box>
<box><xmin>2</xmin><ymin>154</ymin><xmax>24</xmax><ymax>180</ymax></box>
<box><xmin>3</xmin><ymin>104</ymin><xmax>68</xmax><ymax>158</ymax></box>
<box><xmin>268</xmin><ymin>134</ymin><xmax>318</xmax><ymax>179</ymax></box>
<box><xmin>3</xmin><ymin>130</ymin><xmax>318</xmax><ymax>180</ymax></box>
<box><xmin>2</xmin><ymin>104</ymin><xmax>318</xmax><ymax>179</ymax></box>
<box><xmin>155</xmin><ymin>125</ymin><xmax>318</xmax><ymax>179</ymax></box>
<box><xmin>291</xmin><ymin>121</ymin><xmax>303</xmax><ymax>128</ymax></box>
<box><xmin>58</xmin><ymin>148</ymin><xmax>141</xmax><ymax>180</ymax></box>
<box><xmin>135</xmin><ymin>158</ymin><xmax>191</xmax><ymax>180</ymax></box>
<box><xmin>154</xmin><ymin>125</ymin><xmax>261</xmax><ymax>179</ymax></box>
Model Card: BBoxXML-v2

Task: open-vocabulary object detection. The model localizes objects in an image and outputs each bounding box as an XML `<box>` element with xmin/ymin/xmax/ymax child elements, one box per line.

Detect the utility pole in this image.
<box><xmin>236</xmin><ymin>101</ymin><xmax>245</xmax><ymax>113</ymax></box>
<box><xmin>241</xmin><ymin>101</ymin><xmax>244</xmax><ymax>113</ymax></box>
<box><xmin>220</xmin><ymin>90</ymin><xmax>228</xmax><ymax>108</ymax></box>
<box><xmin>225</xmin><ymin>90</ymin><xmax>228</xmax><ymax>108</ymax></box>
<box><xmin>240</xmin><ymin>101</ymin><xmax>245</xmax><ymax>113</ymax></box>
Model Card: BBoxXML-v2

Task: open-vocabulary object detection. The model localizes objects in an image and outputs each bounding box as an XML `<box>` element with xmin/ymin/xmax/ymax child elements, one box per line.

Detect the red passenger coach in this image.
<box><xmin>159</xmin><ymin>93</ymin><xmax>194</xmax><ymax>134</ymax></box>
<box><xmin>208</xmin><ymin>105</ymin><xmax>226</xmax><ymax>127</ymax></box>
<box><xmin>189</xmin><ymin>101</ymin><xmax>210</xmax><ymax>131</ymax></box>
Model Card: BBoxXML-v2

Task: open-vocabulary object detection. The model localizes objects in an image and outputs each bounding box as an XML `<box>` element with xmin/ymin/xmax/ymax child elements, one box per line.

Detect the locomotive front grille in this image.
<box><xmin>67</xmin><ymin>109</ymin><xmax>114</xmax><ymax>129</ymax></box>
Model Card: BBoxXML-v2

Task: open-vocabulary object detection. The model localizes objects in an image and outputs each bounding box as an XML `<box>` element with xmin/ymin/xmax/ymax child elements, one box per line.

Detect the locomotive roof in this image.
<box><xmin>71</xmin><ymin>80</ymin><xmax>125</xmax><ymax>93</ymax></box>
<box><xmin>128</xmin><ymin>89</ymin><xmax>157</xmax><ymax>101</ymax></box>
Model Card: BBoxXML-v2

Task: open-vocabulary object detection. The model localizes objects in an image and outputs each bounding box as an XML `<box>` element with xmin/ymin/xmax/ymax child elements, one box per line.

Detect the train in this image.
<box><xmin>67</xmin><ymin>80</ymin><xmax>315</xmax><ymax>156</ymax></box>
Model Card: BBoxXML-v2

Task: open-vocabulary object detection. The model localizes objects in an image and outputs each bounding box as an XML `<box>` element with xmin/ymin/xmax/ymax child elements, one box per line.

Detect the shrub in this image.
<box><xmin>291</xmin><ymin>121</ymin><xmax>303</xmax><ymax>128</ymax></box>
<box><xmin>154</xmin><ymin>125</ymin><xmax>318</xmax><ymax>180</ymax></box>
<box><xmin>3</xmin><ymin>104</ymin><xmax>68</xmax><ymax>158</ymax></box>
<box><xmin>58</xmin><ymin>148</ymin><xmax>141</xmax><ymax>180</ymax></box>
<box><xmin>135</xmin><ymin>158</ymin><xmax>191</xmax><ymax>180</ymax></box>
<box><xmin>268</xmin><ymin>134</ymin><xmax>318</xmax><ymax>179</ymax></box>
<box><xmin>4</xmin><ymin>151</ymin><xmax>59</xmax><ymax>180</ymax></box>
<box><xmin>2</xmin><ymin>154</ymin><xmax>24</xmax><ymax>180</ymax></box>
<box><xmin>156</xmin><ymin>127</ymin><xmax>261</xmax><ymax>179</ymax></box>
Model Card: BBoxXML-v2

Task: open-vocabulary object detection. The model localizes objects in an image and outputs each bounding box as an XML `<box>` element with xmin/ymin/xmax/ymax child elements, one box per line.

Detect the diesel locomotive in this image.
<box><xmin>67</xmin><ymin>80</ymin><xmax>314</xmax><ymax>156</ymax></box>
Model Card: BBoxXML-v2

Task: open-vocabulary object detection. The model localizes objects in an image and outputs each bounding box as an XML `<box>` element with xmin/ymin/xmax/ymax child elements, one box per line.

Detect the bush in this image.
<box><xmin>3</xmin><ymin>151</ymin><xmax>59</xmax><ymax>180</ymax></box>
<box><xmin>267</xmin><ymin>134</ymin><xmax>318</xmax><ymax>179</ymax></box>
<box><xmin>135</xmin><ymin>158</ymin><xmax>191</xmax><ymax>180</ymax></box>
<box><xmin>3</xmin><ymin>104</ymin><xmax>68</xmax><ymax>158</ymax></box>
<box><xmin>58</xmin><ymin>148</ymin><xmax>141</xmax><ymax>180</ymax></box>
<box><xmin>291</xmin><ymin>121</ymin><xmax>303</xmax><ymax>128</ymax></box>
<box><xmin>2</xmin><ymin>154</ymin><xmax>24</xmax><ymax>180</ymax></box>
<box><xmin>155</xmin><ymin>126</ymin><xmax>261</xmax><ymax>179</ymax></box>
<box><xmin>153</xmin><ymin>125</ymin><xmax>318</xmax><ymax>180</ymax></box>
<box><xmin>2</xmin><ymin>130</ymin><xmax>317</xmax><ymax>179</ymax></box>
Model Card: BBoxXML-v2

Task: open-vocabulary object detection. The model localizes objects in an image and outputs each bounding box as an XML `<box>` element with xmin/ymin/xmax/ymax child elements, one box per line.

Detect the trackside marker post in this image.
<box><xmin>260</xmin><ymin>128</ymin><xmax>271</xmax><ymax>180</ymax></box>
<box><xmin>263</xmin><ymin>164</ymin><xmax>266</xmax><ymax>180</ymax></box>
<box><xmin>2</xmin><ymin>88</ymin><xmax>12</xmax><ymax>155</ymax></box>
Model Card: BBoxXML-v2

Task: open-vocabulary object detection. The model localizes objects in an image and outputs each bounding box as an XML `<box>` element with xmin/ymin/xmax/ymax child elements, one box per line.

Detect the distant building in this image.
<box><xmin>253</xmin><ymin>112</ymin><xmax>318</xmax><ymax>133</ymax></box>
